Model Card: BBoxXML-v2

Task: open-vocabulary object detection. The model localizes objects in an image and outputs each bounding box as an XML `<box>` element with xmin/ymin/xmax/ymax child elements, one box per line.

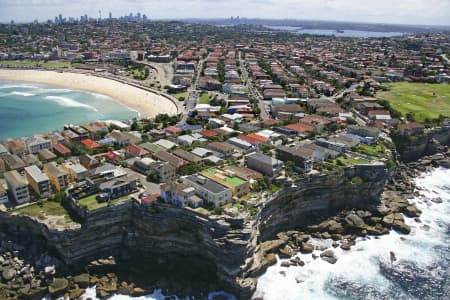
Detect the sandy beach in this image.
<box><xmin>0</xmin><ymin>69</ymin><xmax>179</xmax><ymax>118</ymax></box>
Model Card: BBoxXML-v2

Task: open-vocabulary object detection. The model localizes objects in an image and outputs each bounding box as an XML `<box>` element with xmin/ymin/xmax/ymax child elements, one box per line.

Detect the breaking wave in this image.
<box><xmin>45</xmin><ymin>95</ymin><xmax>98</xmax><ymax>112</ymax></box>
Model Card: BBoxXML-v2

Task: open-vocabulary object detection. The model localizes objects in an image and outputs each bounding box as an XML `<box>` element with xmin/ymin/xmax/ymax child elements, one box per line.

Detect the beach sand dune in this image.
<box><xmin>0</xmin><ymin>69</ymin><xmax>179</xmax><ymax>118</ymax></box>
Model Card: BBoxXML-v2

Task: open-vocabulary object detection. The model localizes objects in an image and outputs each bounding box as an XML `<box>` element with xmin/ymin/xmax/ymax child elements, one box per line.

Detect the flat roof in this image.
<box><xmin>205</xmin><ymin>169</ymin><xmax>246</xmax><ymax>187</ymax></box>
<box><xmin>25</xmin><ymin>165</ymin><xmax>49</xmax><ymax>183</ymax></box>
<box><xmin>186</xmin><ymin>175</ymin><xmax>230</xmax><ymax>194</ymax></box>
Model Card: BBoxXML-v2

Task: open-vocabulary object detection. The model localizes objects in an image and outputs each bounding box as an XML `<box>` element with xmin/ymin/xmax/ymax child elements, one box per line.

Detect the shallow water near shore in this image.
<box><xmin>0</xmin><ymin>80</ymin><xmax>138</xmax><ymax>139</ymax></box>
<box><xmin>76</xmin><ymin>168</ymin><xmax>449</xmax><ymax>300</ymax></box>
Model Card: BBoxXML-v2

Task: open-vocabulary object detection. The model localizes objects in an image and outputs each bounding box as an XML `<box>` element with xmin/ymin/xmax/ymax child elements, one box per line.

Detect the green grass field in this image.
<box><xmin>77</xmin><ymin>194</ymin><xmax>108</xmax><ymax>211</ymax></box>
<box><xmin>377</xmin><ymin>82</ymin><xmax>450</xmax><ymax>123</ymax></box>
<box><xmin>15</xmin><ymin>200</ymin><xmax>72</xmax><ymax>223</ymax></box>
<box><xmin>173</xmin><ymin>92</ymin><xmax>187</xmax><ymax>101</ymax></box>
<box><xmin>199</xmin><ymin>93</ymin><xmax>210</xmax><ymax>104</ymax></box>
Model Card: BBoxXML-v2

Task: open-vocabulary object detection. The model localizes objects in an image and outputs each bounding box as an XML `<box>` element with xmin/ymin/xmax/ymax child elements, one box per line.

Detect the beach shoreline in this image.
<box><xmin>0</xmin><ymin>69</ymin><xmax>179</xmax><ymax>118</ymax></box>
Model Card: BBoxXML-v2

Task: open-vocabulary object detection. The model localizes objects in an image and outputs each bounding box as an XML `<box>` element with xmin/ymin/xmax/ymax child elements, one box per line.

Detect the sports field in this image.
<box><xmin>377</xmin><ymin>82</ymin><xmax>450</xmax><ymax>123</ymax></box>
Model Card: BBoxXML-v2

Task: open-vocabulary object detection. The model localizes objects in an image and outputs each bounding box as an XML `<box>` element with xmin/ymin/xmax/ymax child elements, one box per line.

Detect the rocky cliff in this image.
<box><xmin>393</xmin><ymin>127</ymin><xmax>450</xmax><ymax>162</ymax></box>
<box><xmin>0</xmin><ymin>164</ymin><xmax>389</xmax><ymax>299</ymax></box>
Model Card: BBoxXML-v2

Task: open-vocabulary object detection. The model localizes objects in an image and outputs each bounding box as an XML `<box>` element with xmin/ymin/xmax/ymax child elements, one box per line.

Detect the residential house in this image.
<box><xmin>81</xmin><ymin>139</ymin><xmax>101</xmax><ymax>150</ymax></box>
<box><xmin>153</xmin><ymin>151</ymin><xmax>187</xmax><ymax>170</ymax></box>
<box><xmin>0</xmin><ymin>185</ymin><xmax>8</xmax><ymax>204</ymax></box>
<box><xmin>44</xmin><ymin>162</ymin><xmax>69</xmax><ymax>192</ymax></box>
<box><xmin>246</xmin><ymin>152</ymin><xmax>283</xmax><ymax>177</ymax></box>
<box><xmin>226</xmin><ymin>137</ymin><xmax>256</xmax><ymax>152</ymax></box>
<box><xmin>79</xmin><ymin>155</ymin><xmax>100</xmax><ymax>170</ymax></box>
<box><xmin>22</xmin><ymin>154</ymin><xmax>40</xmax><ymax>167</ymax></box>
<box><xmin>98</xmin><ymin>176</ymin><xmax>137</xmax><ymax>201</ymax></box>
<box><xmin>38</xmin><ymin>149</ymin><xmax>57</xmax><ymax>163</ymax></box>
<box><xmin>172</xmin><ymin>149</ymin><xmax>203</xmax><ymax>164</ymax></box>
<box><xmin>183</xmin><ymin>174</ymin><xmax>232</xmax><ymax>207</ymax></box>
<box><xmin>368</xmin><ymin>110</ymin><xmax>391</xmax><ymax>121</ymax></box>
<box><xmin>276</xmin><ymin>145</ymin><xmax>313</xmax><ymax>173</ymax></box>
<box><xmin>207</xmin><ymin>142</ymin><xmax>235</xmax><ymax>158</ymax></box>
<box><xmin>0</xmin><ymin>144</ymin><xmax>8</xmax><ymax>157</ymax></box>
<box><xmin>347</xmin><ymin>125</ymin><xmax>380</xmax><ymax>139</ymax></box>
<box><xmin>202</xmin><ymin>168</ymin><xmax>250</xmax><ymax>197</ymax></box>
<box><xmin>0</xmin><ymin>158</ymin><xmax>5</xmax><ymax>176</ymax></box>
<box><xmin>3</xmin><ymin>154</ymin><xmax>25</xmax><ymax>171</ymax></box>
<box><xmin>62</xmin><ymin>130</ymin><xmax>80</xmax><ymax>144</ymax></box>
<box><xmin>64</xmin><ymin>162</ymin><xmax>88</xmax><ymax>182</ymax></box>
<box><xmin>126</xmin><ymin>144</ymin><xmax>149</xmax><ymax>158</ymax></box>
<box><xmin>107</xmin><ymin>130</ymin><xmax>131</xmax><ymax>146</ymax></box>
<box><xmin>133</xmin><ymin>158</ymin><xmax>176</xmax><ymax>182</ymax></box>
<box><xmin>6</xmin><ymin>140</ymin><xmax>26</xmax><ymax>156</ymax></box>
<box><xmin>25</xmin><ymin>165</ymin><xmax>50</xmax><ymax>198</ymax></box>
<box><xmin>53</xmin><ymin>143</ymin><xmax>71</xmax><ymax>157</ymax></box>
<box><xmin>25</xmin><ymin>135</ymin><xmax>52</xmax><ymax>154</ymax></box>
<box><xmin>4</xmin><ymin>170</ymin><xmax>30</xmax><ymax>204</ymax></box>
<box><xmin>160</xmin><ymin>182</ymin><xmax>203</xmax><ymax>208</ymax></box>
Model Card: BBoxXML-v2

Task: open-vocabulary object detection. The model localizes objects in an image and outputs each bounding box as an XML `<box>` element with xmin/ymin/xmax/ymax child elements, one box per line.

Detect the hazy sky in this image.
<box><xmin>0</xmin><ymin>0</ymin><xmax>449</xmax><ymax>25</ymax></box>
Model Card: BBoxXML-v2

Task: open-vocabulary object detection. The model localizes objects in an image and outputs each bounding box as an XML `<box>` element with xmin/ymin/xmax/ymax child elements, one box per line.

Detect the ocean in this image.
<box><xmin>266</xmin><ymin>26</ymin><xmax>404</xmax><ymax>38</ymax></box>
<box><xmin>0</xmin><ymin>80</ymin><xmax>138</xmax><ymax>140</ymax></box>
<box><xmin>76</xmin><ymin>168</ymin><xmax>449</xmax><ymax>300</ymax></box>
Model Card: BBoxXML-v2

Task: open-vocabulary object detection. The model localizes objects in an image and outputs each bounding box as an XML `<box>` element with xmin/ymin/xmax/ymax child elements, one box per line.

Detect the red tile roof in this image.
<box><xmin>165</xmin><ymin>126</ymin><xmax>182</xmax><ymax>135</ymax></box>
<box><xmin>200</xmin><ymin>130</ymin><xmax>219</xmax><ymax>138</ymax></box>
<box><xmin>126</xmin><ymin>144</ymin><xmax>148</xmax><ymax>157</ymax></box>
<box><xmin>81</xmin><ymin>139</ymin><xmax>100</xmax><ymax>149</ymax></box>
<box><xmin>284</xmin><ymin>122</ymin><xmax>315</xmax><ymax>133</ymax></box>
<box><xmin>53</xmin><ymin>143</ymin><xmax>71</xmax><ymax>155</ymax></box>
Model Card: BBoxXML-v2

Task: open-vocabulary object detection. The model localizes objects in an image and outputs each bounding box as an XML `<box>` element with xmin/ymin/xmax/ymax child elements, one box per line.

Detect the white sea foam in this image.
<box><xmin>253</xmin><ymin>168</ymin><xmax>450</xmax><ymax>300</ymax></box>
<box><xmin>45</xmin><ymin>95</ymin><xmax>98</xmax><ymax>112</ymax></box>
<box><xmin>66</xmin><ymin>169</ymin><xmax>450</xmax><ymax>300</ymax></box>
<box><xmin>0</xmin><ymin>83</ymin><xmax>38</xmax><ymax>89</ymax></box>
<box><xmin>10</xmin><ymin>91</ymin><xmax>36</xmax><ymax>97</ymax></box>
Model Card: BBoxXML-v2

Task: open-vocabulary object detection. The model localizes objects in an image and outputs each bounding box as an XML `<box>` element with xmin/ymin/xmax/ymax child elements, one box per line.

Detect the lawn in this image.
<box><xmin>0</xmin><ymin>60</ymin><xmax>71</xmax><ymax>68</ymax></box>
<box><xmin>377</xmin><ymin>82</ymin><xmax>450</xmax><ymax>123</ymax></box>
<box><xmin>333</xmin><ymin>157</ymin><xmax>369</xmax><ymax>166</ymax></box>
<box><xmin>15</xmin><ymin>200</ymin><xmax>70</xmax><ymax>220</ymax></box>
<box><xmin>77</xmin><ymin>194</ymin><xmax>108</xmax><ymax>211</ymax></box>
<box><xmin>357</xmin><ymin>144</ymin><xmax>387</xmax><ymax>158</ymax></box>
<box><xmin>173</xmin><ymin>92</ymin><xmax>187</xmax><ymax>101</ymax></box>
<box><xmin>199</xmin><ymin>93</ymin><xmax>210</xmax><ymax>104</ymax></box>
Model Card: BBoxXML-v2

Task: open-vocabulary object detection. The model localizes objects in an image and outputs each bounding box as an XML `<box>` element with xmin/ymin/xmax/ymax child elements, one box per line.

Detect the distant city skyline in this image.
<box><xmin>0</xmin><ymin>0</ymin><xmax>449</xmax><ymax>26</ymax></box>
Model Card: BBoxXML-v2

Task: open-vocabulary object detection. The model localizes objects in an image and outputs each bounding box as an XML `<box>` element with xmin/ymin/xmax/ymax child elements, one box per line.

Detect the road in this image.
<box><xmin>238</xmin><ymin>51</ymin><xmax>269</xmax><ymax>121</ymax></box>
<box><xmin>178</xmin><ymin>58</ymin><xmax>205</xmax><ymax>125</ymax></box>
<box><xmin>442</xmin><ymin>54</ymin><xmax>449</xmax><ymax>64</ymax></box>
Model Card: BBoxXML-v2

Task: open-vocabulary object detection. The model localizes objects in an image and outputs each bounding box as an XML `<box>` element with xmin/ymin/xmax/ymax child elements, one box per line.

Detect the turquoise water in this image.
<box><xmin>0</xmin><ymin>80</ymin><xmax>138</xmax><ymax>139</ymax></box>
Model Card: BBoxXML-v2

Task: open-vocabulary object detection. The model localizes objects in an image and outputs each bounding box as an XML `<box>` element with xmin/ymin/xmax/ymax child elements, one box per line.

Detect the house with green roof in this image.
<box><xmin>202</xmin><ymin>168</ymin><xmax>250</xmax><ymax>197</ymax></box>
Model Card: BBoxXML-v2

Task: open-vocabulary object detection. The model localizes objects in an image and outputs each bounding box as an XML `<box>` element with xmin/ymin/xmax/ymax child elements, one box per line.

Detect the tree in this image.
<box><xmin>147</xmin><ymin>171</ymin><xmax>160</xmax><ymax>183</ymax></box>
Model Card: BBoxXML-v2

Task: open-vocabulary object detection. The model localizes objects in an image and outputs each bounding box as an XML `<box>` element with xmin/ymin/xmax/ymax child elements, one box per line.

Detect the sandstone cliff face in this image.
<box><xmin>0</xmin><ymin>202</ymin><xmax>256</xmax><ymax>299</ymax></box>
<box><xmin>0</xmin><ymin>165</ymin><xmax>388</xmax><ymax>299</ymax></box>
<box><xmin>258</xmin><ymin>165</ymin><xmax>388</xmax><ymax>241</ymax></box>
<box><xmin>394</xmin><ymin>127</ymin><xmax>450</xmax><ymax>162</ymax></box>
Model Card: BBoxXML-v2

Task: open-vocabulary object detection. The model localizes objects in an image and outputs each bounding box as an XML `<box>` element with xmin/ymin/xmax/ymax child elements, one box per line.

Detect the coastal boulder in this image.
<box><xmin>344</xmin><ymin>214</ymin><xmax>366</xmax><ymax>230</ymax></box>
<box><xmin>403</xmin><ymin>205</ymin><xmax>422</xmax><ymax>218</ymax></box>
<box><xmin>392</xmin><ymin>220</ymin><xmax>411</xmax><ymax>234</ymax></box>
<box><xmin>73</xmin><ymin>273</ymin><xmax>90</xmax><ymax>287</ymax></box>
<box><xmin>48</xmin><ymin>278</ymin><xmax>69</xmax><ymax>295</ymax></box>
<box><xmin>320</xmin><ymin>250</ymin><xmax>338</xmax><ymax>264</ymax></box>
<box><xmin>2</xmin><ymin>268</ymin><xmax>16</xmax><ymax>281</ymax></box>
<box><xmin>278</xmin><ymin>246</ymin><xmax>294</xmax><ymax>258</ymax></box>
<box><xmin>300</xmin><ymin>243</ymin><xmax>314</xmax><ymax>254</ymax></box>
